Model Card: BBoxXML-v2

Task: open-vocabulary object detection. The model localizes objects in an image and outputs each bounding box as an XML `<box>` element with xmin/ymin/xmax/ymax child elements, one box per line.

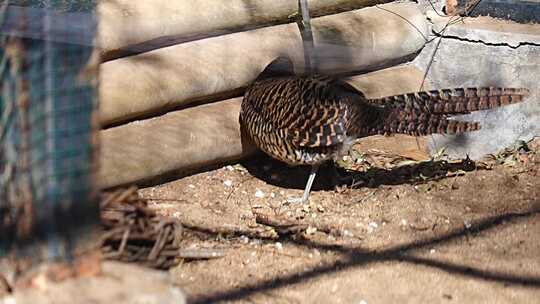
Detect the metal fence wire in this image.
<box><xmin>0</xmin><ymin>1</ymin><xmax>100</xmax><ymax>262</ymax></box>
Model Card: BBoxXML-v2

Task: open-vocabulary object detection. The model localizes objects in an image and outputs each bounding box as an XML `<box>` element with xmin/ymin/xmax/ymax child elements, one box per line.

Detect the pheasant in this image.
<box><xmin>239</xmin><ymin>57</ymin><xmax>529</xmax><ymax>203</ymax></box>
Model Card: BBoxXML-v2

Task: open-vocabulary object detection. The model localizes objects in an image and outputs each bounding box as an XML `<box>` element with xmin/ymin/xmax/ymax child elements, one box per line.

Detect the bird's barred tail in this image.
<box><xmin>361</xmin><ymin>87</ymin><xmax>529</xmax><ymax>137</ymax></box>
<box><xmin>368</xmin><ymin>87</ymin><xmax>529</xmax><ymax>115</ymax></box>
<box><xmin>365</xmin><ymin>109</ymin><xmax>482</xmax><ymax>136</ymax></box>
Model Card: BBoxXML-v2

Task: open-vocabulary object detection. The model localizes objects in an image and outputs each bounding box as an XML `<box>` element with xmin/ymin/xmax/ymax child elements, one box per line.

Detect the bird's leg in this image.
<box><xmin>287</xmin><ymin>164</ymin><xmax>320</xmax><ymax>204</ymax></box>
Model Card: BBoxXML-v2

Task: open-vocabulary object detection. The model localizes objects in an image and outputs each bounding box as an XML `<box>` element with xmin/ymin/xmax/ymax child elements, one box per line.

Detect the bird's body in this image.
<box><xmin>239</xmin><ymin>57</ymin><xmax>529</xmax><ymax>203</ymax></box>
<box><xmin>241</xmin><ymin>74</ymin><xmax>359</xmax><ymax>166</ymax></box>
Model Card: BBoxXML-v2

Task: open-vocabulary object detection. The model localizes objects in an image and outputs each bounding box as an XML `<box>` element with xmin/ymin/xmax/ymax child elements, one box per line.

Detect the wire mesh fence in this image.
<box><xmin>0</xmin><ymin>0</ymin><xmax>99</xmax><ymax>264</ymax></box>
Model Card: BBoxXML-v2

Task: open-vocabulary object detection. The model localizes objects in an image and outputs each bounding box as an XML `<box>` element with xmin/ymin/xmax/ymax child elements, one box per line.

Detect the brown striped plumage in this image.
<box><xmin>239</xmin><ymin>57</ymin><xmax>529</xmax><ymax>203</ymax></box>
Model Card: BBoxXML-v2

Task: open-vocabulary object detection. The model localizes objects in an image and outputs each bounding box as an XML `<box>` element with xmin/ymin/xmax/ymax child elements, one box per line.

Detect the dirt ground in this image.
<box><xmin>139</xmin><ymin>137</ymin><xmax>540</xmax><ymax>304</ymax></box>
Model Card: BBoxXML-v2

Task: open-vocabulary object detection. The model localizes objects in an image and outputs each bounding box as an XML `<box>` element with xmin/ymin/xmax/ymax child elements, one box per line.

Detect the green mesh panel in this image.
<box><xmin>0</xmin><ymin>0</ymin><xmax>99</xmax><ymax>262</ymax></box>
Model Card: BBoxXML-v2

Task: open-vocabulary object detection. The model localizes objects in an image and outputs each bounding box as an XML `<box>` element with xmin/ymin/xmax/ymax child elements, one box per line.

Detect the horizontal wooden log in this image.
<box><xmin>99</xmin><ymin>99</ymin><xmax>251</xmax><ymax>188</ymax></box>
<box><xmin>98</xmin><ymin>0</ymin><xmax>395</xmax><ymax>57</ymax></box>
<box><xmin>99</xmin><ymin>64</ymin><xmax>431</xmax><ymax>189</ymax></box>
<box><xmin>99</xmin><ymin>3</ymin><xmax>429</xmax><ymax>126</ymax></box>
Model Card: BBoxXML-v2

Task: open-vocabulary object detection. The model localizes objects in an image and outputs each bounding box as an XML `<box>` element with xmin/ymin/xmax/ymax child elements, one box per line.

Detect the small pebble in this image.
<box><xmin>223</xmin><ymin>180</ymin><xmax>233</xmax><ymax>187</ymax></box>
<box><xmin>306</xmin><ymin>226</ymin><xmax>317</xmax><ymax>235</ymax></box>
<box><xmin>255</xmin><ymin>189</ymin><xmax>265</xmax><ymax>198</ymax></box>
<box><xmin>367</xmin><ymin>222</ymin><xmax>378</xmax><ymax>233</ymax></box>
<box><xmin>270</xmin><ymin>192</ymin><xmax>276</xmax><ymax>198</ymax></box>
<box><xmin>3</xmin><ymin>297</ymin><xmax>15</xmax><ymax>304</ymax></box>
<box><xmin>226</xmin><ymin>165</ymin><xmax>234</xmax><ymax>171</ymax></box>
<box><xmin>464</xmin><ymin>220</ymin><xmax>472</xmax><ymax>229</ymax></box>
<box><xmin>275</xmin><ymin>242</ymin><xmax>283</xmax><ymax>251</ymax></box>
<box><xmin>241</xmin><ymin>190</ymin><xmax>248</xmax><ymax>195</ymax></box>
<box><xmin>359</xmin><ymin>300</ymin><xmax>368</xmax><ymax>304</ymax></box>
<box><xmin>343</xmin><ymin>230</ymin><xmax>354</xmax><ymax>237</ymax></box>
<box><xmin>239</xmin><ymin>235</ymin><xmax>249</xmax><ymax>244</ymax></box>
<box><xmin>430</xmin><ymin>248</ymin><xmax>436</xmax><ymax>254</ymax></box>
<box><xmin>249</xmin><ymin>239</ymin><xmax>262</xmax><ymax>246</ymax></box>
<box><xmin>188</xmin><ymin>184</ymin><xmax>195</xmax><ymax>189</ymax></box>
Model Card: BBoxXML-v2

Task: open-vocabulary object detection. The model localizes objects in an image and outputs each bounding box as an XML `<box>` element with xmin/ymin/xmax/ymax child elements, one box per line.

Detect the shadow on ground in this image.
<box><xmin>188</xmin><ymin>202</ymin><xmax>540</xmax><ymax>303</ymax></box>
<box><xmin>241</xmin><ymin>153</ymin><xmax>479</xmax><ymax>191</ymax></box>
